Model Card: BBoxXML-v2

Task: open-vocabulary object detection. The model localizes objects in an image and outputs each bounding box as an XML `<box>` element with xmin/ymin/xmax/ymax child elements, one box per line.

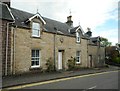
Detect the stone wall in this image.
<box><xmin>12</xmin><ymin>26</ymin><xmax>88</xmax><ymax>74</ymax></box>
<box><xmin>88</xmin><ymin>44</ymin><xmax>105</xmax><ymax>67</ymax></box>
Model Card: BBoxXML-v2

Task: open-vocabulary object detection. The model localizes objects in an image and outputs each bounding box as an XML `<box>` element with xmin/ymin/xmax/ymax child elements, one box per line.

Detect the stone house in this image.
<box><xmin>1</xmin><ymin>1</ymin><xmax>105</xmax><ymax>76</ymax></box>
<box><xmin>88</xmin><ymin>36</ymin><xmax>105</xmax><ymax>67</ymax></box>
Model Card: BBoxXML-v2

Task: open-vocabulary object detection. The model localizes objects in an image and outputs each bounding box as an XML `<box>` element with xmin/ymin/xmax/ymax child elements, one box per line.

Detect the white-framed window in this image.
<box><xmin>31</xmin><ymin>50</ymin><xmax>40</xmax><ymax>68</ymax></box>
<box><xmin>32</xmin><ymin>22</ymin><xmax>40</xmax><ymax>37</ymax></box>
<box><xmin>76</xmin><ymin>32</ymin><xmax>80</xmax><ymax>43</ymax></box>
<box><xmin>76</xmin><ymin>51</ymin><xmax>81</xmax><ymax>64</ymax></box>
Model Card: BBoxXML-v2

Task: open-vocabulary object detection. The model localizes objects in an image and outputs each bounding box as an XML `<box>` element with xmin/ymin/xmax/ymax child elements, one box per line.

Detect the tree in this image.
<box><xmin>100</xmin><ymin>37</ymin><xmax>112</xmax><ymax>47</ymax></box>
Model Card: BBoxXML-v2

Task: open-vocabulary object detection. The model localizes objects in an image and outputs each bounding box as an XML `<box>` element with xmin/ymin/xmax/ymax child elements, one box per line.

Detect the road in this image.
<box><xmin>6</xmin><ymin>70</ymin><xmax>118</xmax><ymax>90</ymax></box>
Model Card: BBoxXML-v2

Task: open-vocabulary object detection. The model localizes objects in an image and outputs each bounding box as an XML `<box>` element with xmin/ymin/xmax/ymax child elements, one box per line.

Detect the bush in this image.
<box><xmin>112</xmin><ymin>57</ymin><xmax>120</xmax><ymax>64</ymax></box>
<box><xmin>67</xmin><ymin>57</ymin><xmax>76</xmax><ymax>70</ymax></box>
<box><xmin>46</xmin><ymin>57</ymin><xmax>55</xmax><ymax>72</ymax></box>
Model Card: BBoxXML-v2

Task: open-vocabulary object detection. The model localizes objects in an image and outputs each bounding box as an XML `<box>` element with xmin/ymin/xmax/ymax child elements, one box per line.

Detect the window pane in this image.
<box><xmin>32</xmin><ymin>58</ymin><xmax>35</xmax><ymax>60</ymax></box>
<box><xmin>36</xmin><ymin>61</ymin><xmax>39</xmax><ymax>65</ymax></box>
<box><xmin>36</xmin><ymin>50</ymin><xmax>39</xmax><ymax>57</ymax></box>
<box><xmin>32</xmin><ymin>50</ymin><xmax>35</xmax><ymax>57</ymax></box>
<box><xmin>76</xmin><ymin>51</ymin><xmax>80</xmax><ymax>63</ymax></box>
<box><xmin>32</xmin><ymin>22</ymin><xmax>40</xmax><ymax>37</ymax></box>
<box><xmin>32</xmin><ymin>22</ymin><xmax>40</xmax><ymax>30</ymax></box>
<box><xmin>32</xmin><ymin>29</ymin><xmax>39</xmax><ymax>36</ymax></box>
<box><xmin>31</xmin><ymin>50</ymin><xmax>40</xmax><ymax>67</ymax></box>
<box><xmin>35</xmin><ymin>58</ymin><xmax>39</xmax><ymax>61</ymax></box>
<box><xmin>76</xmin><ymin>32</ymin><xmax>80</xmax><ymax>42</ymax></box>
<box><xmin>31</xmin><ymin>61</ymin><xmax>35</xmax><ymax>66</ymax></box>
<box><xmin>76</xmin><ymin>57</ymin><xmax>79</xmax><ymax>62</ymax></box>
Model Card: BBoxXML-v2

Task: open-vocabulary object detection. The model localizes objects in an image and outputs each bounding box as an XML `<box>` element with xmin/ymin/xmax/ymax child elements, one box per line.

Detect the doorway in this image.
<box><xmin>58</xmin><ymin>50</ymin><xmax>63</xmax><ymax>70</ymax></box>
<box><xmin>89</xmin><ymin>55</ymin><xmax>92</xmax><ymax>68</ymax></box>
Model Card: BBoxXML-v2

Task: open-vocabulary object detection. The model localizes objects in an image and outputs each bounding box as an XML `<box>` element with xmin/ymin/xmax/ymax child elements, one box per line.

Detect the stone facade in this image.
<box><xmin>88</xmin><ymin>44</ymin><xmax>105</xmax><ymax>68</ymax></box>
<box><xmin>11</xmin><ymin>25</ymin><xmax>88</xmax><ymax>74</ymax></box>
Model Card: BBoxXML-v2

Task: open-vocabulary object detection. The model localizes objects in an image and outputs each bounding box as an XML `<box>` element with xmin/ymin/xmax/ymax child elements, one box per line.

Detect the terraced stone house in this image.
<box><xmin>0</xmin><ymin>1</ymin><xmax>105</xmax><ymax>76</ymax></box>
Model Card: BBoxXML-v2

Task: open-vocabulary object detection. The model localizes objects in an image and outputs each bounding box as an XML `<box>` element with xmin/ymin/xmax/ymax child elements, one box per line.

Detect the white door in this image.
<box><xmin>58</xmin><ymin>51</ymin><xmax>62</xmax><ymax>70</ymax></box>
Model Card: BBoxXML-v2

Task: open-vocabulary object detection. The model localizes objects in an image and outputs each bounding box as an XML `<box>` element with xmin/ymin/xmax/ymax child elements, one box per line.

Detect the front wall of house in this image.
<box><xmin>88</xmin><ymin>45</ymin><xmax>105</xmax><ymax>67</ymax></box>
<box><xmin>13</xmin><ymin>26</ymin><xmax>88</xmax><ymax>74</ymax></box>
<box><xmin>13</xmin><ymin>28</ymin><xmax>54</xmax><ymax>73</ymax></box>
<box><xmin>55</xmin><ymin>34</ymin><xmax>88</xmax><ymax>69</ymax></box>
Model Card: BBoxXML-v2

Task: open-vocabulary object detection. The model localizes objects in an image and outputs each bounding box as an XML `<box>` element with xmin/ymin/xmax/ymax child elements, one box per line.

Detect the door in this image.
<box><xmin>89</xmin><ymin>55</ymin><xmax>92</xmax><ymax>67</ymax></box>
<box><xmin>58</xmin><ymin>51</ymin><xmax>63</xmax><ymax>70</ymax></box>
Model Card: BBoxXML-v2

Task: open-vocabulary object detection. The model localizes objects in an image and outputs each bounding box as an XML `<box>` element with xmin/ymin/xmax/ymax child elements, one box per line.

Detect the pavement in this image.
<box><xmin>2</xmin><ymin>65</ymin><xmax>120</xmax><ymax>88</ymax></box>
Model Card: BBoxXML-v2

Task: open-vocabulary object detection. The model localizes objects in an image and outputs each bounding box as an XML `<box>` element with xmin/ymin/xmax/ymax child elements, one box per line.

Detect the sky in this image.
<box><xmin>11</xmin><ymin>0</ymin><xmax>119</xmax><ymax>45</ymax></box>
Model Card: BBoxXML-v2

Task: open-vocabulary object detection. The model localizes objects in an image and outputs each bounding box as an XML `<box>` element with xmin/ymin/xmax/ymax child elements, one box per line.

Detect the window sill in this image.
<box><xmin>76</xmin><ymin>62</ymin><xmax>81</xmax><ymax>65</ymax></box>
<box><xmin>30</xmin><ymin>66</ymin><xmax>41</xmax><ymax>69</ymax></box>
<box><xmin>30</xmin><ymin>65</ymin><xmax>40</xmax><ymax>68</ymax></box>
<box><xmin>31</xmin><ymin>36</ymin><xmax>41</xmax><ymax>39</ymax></box>
<box><xmin>76</xmin><ymin>41</ymin><xmax>81</xmax><ymax>44</ymax></box>
<box><xmin>29</xmin><ymin>67</ymin><xmax>42</xmax><ymax>72</ymax></box>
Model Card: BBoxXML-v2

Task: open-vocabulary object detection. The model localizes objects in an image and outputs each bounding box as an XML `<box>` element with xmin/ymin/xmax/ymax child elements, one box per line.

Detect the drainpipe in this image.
<box><xmin>5</xmin><ymin>21</ymin><xmax>15</xmax><ymax>76</ymax></box>
<box><xmin>87</xmin><ymin>39</ymin><xmax>89</xmax><ymax>68</ymax></box>
<box><xmin>53</xmin><ymin>34</ymin><xmax>56</xmax><ymax>71</ymax></box>
<box><xmin>53</xmin><ymin>27</ymin><xmax>57</xmax><ymax>71</ymax></box>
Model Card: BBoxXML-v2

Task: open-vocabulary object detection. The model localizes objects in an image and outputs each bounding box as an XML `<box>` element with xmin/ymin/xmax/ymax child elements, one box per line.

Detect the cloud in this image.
<box><xmin>11</xmin><ymin>0</ymin><xmax>118</xmax><ymax>28</ymax></box>
<box><xmin>93</xmin><ymin>28</ymin><xmax>118</xmax><ymax>45</ymax></box>
<box><xmin>11</xmin><ymin>0</ymin><xmax>119</xmax><ymax>45</ymax></box>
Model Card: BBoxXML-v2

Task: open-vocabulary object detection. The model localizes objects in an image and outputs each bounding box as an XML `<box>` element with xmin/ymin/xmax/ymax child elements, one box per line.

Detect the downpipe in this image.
<box><xmin>5</xmin><ymin>21</ymin><xmax>15</xmax><ymax>76</ymax></box>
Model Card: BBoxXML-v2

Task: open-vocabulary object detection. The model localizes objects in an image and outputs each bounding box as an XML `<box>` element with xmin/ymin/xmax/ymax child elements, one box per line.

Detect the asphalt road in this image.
<box><xmin>18</xmin><ymin>71</ymin><xmax>119</xmax><ymax>89</ymax></box>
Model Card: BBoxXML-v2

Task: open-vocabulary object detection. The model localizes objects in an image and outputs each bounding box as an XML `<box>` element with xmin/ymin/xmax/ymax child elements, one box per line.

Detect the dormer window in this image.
<box><xmin>32</xmin><ymin>22</ymin><xmax>40</xmax><ymax>37</ymax></box>
<box><xmin>76</xmin><ymin>32</ymin><xmax>80</xmax><ymax>43</ymax></box>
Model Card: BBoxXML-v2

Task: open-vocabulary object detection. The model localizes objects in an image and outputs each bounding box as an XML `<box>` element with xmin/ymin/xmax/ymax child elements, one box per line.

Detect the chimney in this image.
<box><xmin>86</xmin><ymin>27</ymin><xmax>92</xmax><ymax>37</ymax></box>
<box><xmin>66</xmin><ymin>15</ymin><xmax>73</xmax><ymax>27</ymax></box>
<box><xmin>1</xmin><ymin>0</ymin><xmax>10</xmax><ymax>7</ymax></box>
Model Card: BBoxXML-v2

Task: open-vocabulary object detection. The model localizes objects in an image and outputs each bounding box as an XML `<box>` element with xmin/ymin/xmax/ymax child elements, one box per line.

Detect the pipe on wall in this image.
<box><xmin>5</xmin><ymin>21</ymin><xmax>15</xmax><ymax>76</ymax></box>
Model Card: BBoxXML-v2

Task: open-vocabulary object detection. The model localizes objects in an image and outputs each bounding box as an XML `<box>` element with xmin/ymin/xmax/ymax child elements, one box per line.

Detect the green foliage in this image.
<box><xmin>46</xmin><ymin>57</ymin><xmax>54</xmax><ymax>72</ymax></box>
<box><xmin>100</xmin><ymin>37</ymin><xmax>112</xmax><ymax>47</ymax></box>
<box><xmin>112</xmin><ymin>57</ymin><xmax>120</xmax><ymax>64</ymax></box>
<box><xmin>67</xmin><ymin>57</ymin><xmax>76</xmax><ymax>70</ymax></box>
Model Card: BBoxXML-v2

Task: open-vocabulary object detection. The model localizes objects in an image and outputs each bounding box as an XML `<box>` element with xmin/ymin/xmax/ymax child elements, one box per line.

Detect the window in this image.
<box><xmin>31</xmin><ymin>50</ymin><xmax>40</xmax><ymax>68</ymax></box>
<box><xmin>76</xmin><ymin>32</ymin><xmax>80</xmax><ymax>43</ymax></box>
<box><xmin>32</xmin><ymin>22</ymin><xmax>40</xmax><ymax>37</ymax></box>
<box><xmin>76</xmin><ymin>51</ymin><xmax>81</xmax><ymax>64</ymax></box>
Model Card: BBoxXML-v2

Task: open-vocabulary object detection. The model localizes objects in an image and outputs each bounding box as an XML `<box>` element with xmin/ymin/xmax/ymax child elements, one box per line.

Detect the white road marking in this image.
<box><xmin>88</xmin><ymin>86</ymin><xmax>96</xmax><ymax>89</ymax></box>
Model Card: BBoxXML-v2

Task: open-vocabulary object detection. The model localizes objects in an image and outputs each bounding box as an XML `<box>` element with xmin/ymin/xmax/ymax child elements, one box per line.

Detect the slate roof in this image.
<box><xmin>0</xmin><ymin>2</ymin><xmax>14</xmax><ymax>21</ymax></box>
<box><xmin>70</xmin><ymin>26</ymin><xmax>79</xmax><ymax>33</ymax></box>
<box><xmin>10</xmin><ymin>8</ymin><xmax>74</xmax><ymax>36</ymax></box>
<box><xmin>90</xmin><ymin>37</ymin><xmax>100</xmax><ymax>42</ymax></box>
<box><xmin>89</xmin><ymin>37</ymin><xmax>105</xmax><ymax>47</ymax></box>
<box><xmin>1</xmin><ymin>4</ymin><xmax>88</xmax><ymax>39</ymax></box>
